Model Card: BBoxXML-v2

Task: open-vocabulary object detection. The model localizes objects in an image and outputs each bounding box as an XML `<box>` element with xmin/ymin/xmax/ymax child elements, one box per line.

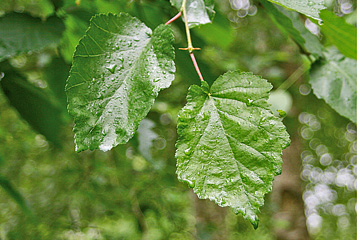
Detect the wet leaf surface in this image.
<box><xmin>66</xmin><ymin>13</ymin><xmax>175</xmax><ymax>152</ymax></box>
<box><xmin>310</xmin><ymin>47</ymin><xmax>356</xmax><ymax>123</ymax></box>
<box><xmin>267</xmin><ymin>0</ymin><xmax>326</xmax><ymax>19</ymax></box>
<box><xmin>176</xmin><ymin>71</ymin><xmax>290</xmax><ymax>228</ymax></box>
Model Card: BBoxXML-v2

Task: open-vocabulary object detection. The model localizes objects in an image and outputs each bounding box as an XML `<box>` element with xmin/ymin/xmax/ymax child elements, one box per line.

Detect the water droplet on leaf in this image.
<box><xmin>106</xmin><ymin>64</ymin><xmax>117</xmax><ymax>74</ymax></box>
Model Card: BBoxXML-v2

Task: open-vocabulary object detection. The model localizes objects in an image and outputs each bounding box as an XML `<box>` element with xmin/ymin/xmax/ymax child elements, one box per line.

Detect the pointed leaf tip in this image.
<box><xmin>176</xmin><ymin>71</ymin><xmax>290</xmax><ymax>226</ymax></box>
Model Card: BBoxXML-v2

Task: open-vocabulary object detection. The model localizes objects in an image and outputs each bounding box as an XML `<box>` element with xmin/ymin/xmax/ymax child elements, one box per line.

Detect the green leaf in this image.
<box><xmin>0</xmin><ymin>72</ymin><xmax>64</xmax><ymax>144</ymax></box>
<box><xmin>44</xmin><ymin>57</ymin><xmax>71</xmax><ymax>111</ymax></box>
<box><xmin>267</xmin><ymin>0</ymin><xmax>326</xmax><ymax>19</ymax></box>
<box><xmin>309</xmin><ymin>47</ymin><xmax>356</xmax><ymax>123</ymax></box>
<box><xmin>60</xmin><ymin>9</ymin><xmax>92</xmax><ymax>63</ymax></box>
<box><xmin>176</xmin><ymin>71</ymin><xmax>290</xmax><ymax>228</ymax></box>
<box><xmin>0</xmin><ymin>13</ymin><xmax>65</xmax><ymax>61</ymax></box>
<box><xmin>319</xmin><ymin>10</ymin><xmax>356</xmax><ymax>60</ymax></box>
<box><xmin>261</xmin><ymin>0</ymin><xmax>324</xmax><ymax>58</ymax></box>
<box><xmin>170</xmin><ymin>0</ymin><xmax>215</xmax><ymax>28</ymax></box>
<box><xmin>66</xmin><ymin>13</ymin><xmax>175</xmax><ymax>152</ymax></box>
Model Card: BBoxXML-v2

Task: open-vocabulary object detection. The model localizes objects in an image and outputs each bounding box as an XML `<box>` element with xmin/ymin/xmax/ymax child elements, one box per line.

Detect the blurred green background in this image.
<box><xmin>0</xmin><ymin>0</ymin><xmax>356</xmax><ymax>239</ymax></box>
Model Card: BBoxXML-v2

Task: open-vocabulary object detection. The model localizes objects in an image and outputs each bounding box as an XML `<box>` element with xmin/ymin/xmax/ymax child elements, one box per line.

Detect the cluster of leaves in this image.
<box><xmin>0</xmin><ymin>0</ymin><xmax>356</xmax><ymax>230</ymax></box>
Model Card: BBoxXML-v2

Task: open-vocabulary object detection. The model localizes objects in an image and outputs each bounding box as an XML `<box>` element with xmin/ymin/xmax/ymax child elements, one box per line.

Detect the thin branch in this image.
<box><xmin>278</xmin><ymin>64</ymin><xmax>308</xmax><ymax>91</ymax></box>
<box><xmin>166</xmin><ymin>11</ymin><xmax>182</xmax><ymax>25</ymax></box>
<box><xmin>181</xmin><ymin>0</ymin><xmax>194</xmax><ymax>51</ymax></box>
<box><xmin>190</xmin><ymin>53</ymin><xmax>204</xmax><ymax>82</ymax></box>
<box><xmin>165</xmin><ymin>0</ymin><xmax>206</xmax><ymax>82</ymax></box>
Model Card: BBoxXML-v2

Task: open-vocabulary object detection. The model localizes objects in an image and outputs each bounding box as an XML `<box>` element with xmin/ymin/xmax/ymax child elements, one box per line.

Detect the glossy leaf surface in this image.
<box><xmin>170</xmin><ymin>0</ymin><xmax>215</xmax><ymax>28</ymax></box>
<box><xmin>66</xmin><ymin>13</ymin><xmax>175</xmax><ymax>152</ymax></box>
<box><xmin>267</xmin><ymin>0</ymin><xmax>325</xmax><ymax>19</ymax></box>
<box><xmin>310</xmin><ymin>48</ymin><xmax>356</xmax><ymax>123</ymax></box>
<box><xmin>319</xmin><ymin>10</ymin><xmax>356</xmax><ymax>59</ymax></box>
<box><xmin>176</xmin><ymin>71</ymin><xmax>290</xmax><ymax>228</ymax></box>
<box><xmin>0</xmin><ymin>13</ymin><xmax>65</xmax><ymax>61</ymax></box>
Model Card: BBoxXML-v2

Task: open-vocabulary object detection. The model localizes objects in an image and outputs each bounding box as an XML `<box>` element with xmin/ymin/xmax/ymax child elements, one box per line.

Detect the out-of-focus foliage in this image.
<box><xmin>0</xmin><ymin>0</ymin><xmax>356</xmax><ymax>239</ymax></box>
<box><xmin>297</xmin><ymin>95</ymin><xmax>357</xmax><ymax>239</ymax></box>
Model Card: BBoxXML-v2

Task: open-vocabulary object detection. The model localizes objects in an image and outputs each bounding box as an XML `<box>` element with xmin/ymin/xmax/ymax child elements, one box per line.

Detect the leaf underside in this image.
<box><xmin>310</xmin><ymin>47</ymin><xmax>357</xmax><ymax>123</ymax></box>
<box><xmin>0</xmin><ymin>13</ymin><xmax>65</xmax><ymax>61</ymax></box>
<box><xmin>267</xmin><ymin>0</ymin><xmax>326</xmax><ymax>20</ymax></box>
<box><xmin>170</xmin><ymin>0</ymin><xmax>215</xmax><ymax>28</ymax></box>
<box><xmin>176</xmin><ymin>71</ymin><xmax>290</xmax><ymax>228</ymax></box>
<box><xmin>66</xmin><ymin>13</ymin><xmax>175</xmax><ymax>152</ymax></box>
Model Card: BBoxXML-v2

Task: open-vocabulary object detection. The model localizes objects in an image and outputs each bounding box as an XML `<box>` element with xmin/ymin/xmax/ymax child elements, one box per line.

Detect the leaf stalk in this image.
<box><xmin>165</xmin><ymin>0</ymin><xmax>206</xmax><ymax>82</ymax></box>
<box><xmin>165</xmin><ymin>11</ymin><xmax>182</xmax><ymax>25</ymax></box>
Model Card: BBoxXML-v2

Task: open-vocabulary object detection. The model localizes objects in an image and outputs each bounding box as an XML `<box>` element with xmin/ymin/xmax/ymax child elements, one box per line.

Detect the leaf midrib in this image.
<box><xmin>207</xmin><ymin>95</ymin><xmax>251</xmax><ymax>203</ymax></box>
<box><xmin>83</xmin><ymin>29</ymin><xmax>153</xmax><ymax>143</ymax></box>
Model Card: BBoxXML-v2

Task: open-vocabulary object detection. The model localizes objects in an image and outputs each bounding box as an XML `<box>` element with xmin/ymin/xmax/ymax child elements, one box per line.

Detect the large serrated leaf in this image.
<box><xmin>66</xmin><ymin>13</ymin><xmax>175</xmax><ymax>152</ymax></box>
<box><xmin>176</xmin><ymin>71</ymin><xmax>290</xmax><ymax>228</ymax></box>
<box><xmin>170</xmin><ymin>0</ymin><xmax>215</xmax><ymax>28</ymax></box>
<box><xmin>319</xmin><ymin>10</ymin><xmax>356</xmax><ymax>60</ymax></box>
<box><xmin>0</xmin><ymin>13</ymin><xmax>65</xmax><ymax>61</ymax></box>
<box><xmin>310</xmin><ymin>47</ymin><xmax>356</xmax><ymax>123</ymax></box>
<box><xmin>267</xmin><ymin>0</ymin><xmax>326</xmax><ymax>20</ymax></box>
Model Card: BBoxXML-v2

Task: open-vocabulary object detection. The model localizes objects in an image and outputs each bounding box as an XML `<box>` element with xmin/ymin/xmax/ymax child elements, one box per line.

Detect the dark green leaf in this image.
<box><xmin>310</xmin><ymin>47</ymin><xmax>356</xmax><ymax>123</ymax></box>
<box><xmin>261</xmin><ymin>0</ymin><xmax>324</xmax><ymax>58</ymax></box>
<box><xmin>319</xmin><ymin>10</ymin><xmax>356</xmax><ymax>60</ymax></box>
<box><xmin>176</xmin><ymin>71</ymin><xmax>290</xmax><ymax>228</ymax></box>
<box><xmin>0</xmin><ymin>175</ymin><xmax>34</xmax><ymax>217</ymax></box>
<box><xmin>66</xmin><ymin>13</ymin><xmax>175</xmax><ymax>152</ymax></box>
<box><xmin>0</xmin><ymin>72</ymin><xmax>64</xmax><ymax>144</ymax></box>
<box><xmin>170</xmin><ymin>0</ymin><xmax>215</xmax><ymax>28</ymax></box>
<box><xmin>0</xmin><ymin>13</ymin><xmax>65</xmax><ymax>61</ymax></box>
<box><xmin>60</xmin><ymin>9</ymin><xmax>92</xmax><ymax>63</ymax></box>
<box><xmin>267</xmin><ymin>0</ymin><xmax>326</xmax><ymax>19</ymax></box>
<box><xmin>44</xmin><ymin>57</ymin><xmax>71</xmax><ymax>111</ymax></box>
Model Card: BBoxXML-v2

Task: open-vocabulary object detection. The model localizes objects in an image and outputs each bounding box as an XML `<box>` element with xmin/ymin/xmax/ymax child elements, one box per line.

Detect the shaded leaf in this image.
<box><xmin>176</xmin><ymin>71</ymin><xmax>290</xmax><ymax>228</ymax></box>
<box><xmin>267</xmin><ymin>0</ymin><xmax>326</xmax><ymax>19</ymax></box>
<box><xmin>44</xmin><ymin>57</ymin><xmax>71</xmax><ymax>111</ymax></box>
<box><xmin>170</xmin><ymin>0</ymin><xmax>215</xmax><ymax>28</ymax></box>
<box><xmin>0</xmin><ymin>13</ymin><xmax>65</xmax><ymax>61</ymax></box>
<box><xmin>60</xmin><ymin>9</ymin><xmax>92</xmax><ymax>63</ymax></box>
<box><xmin>0</xmin><ymin>72</ymin><xmax>64</xmax><ymax>144</ymax></box>
<box><xmin>0</xmin><ymin>175</ymin><xmax>34</xmax><ymax>217</ymax></box>
<box><xmin>319</xmin><ymin>10</ymin><xmax>356</xmax><ymax>60</ymax></box>
<box><xmin>261</xmin><ymin>0</ymin><xmax>324</xmax><ymax>58</ymax></box>
<box><xmin>66</xmin><ymin>13</ymin><xmax>175</xmax><ymax>152</ymax></box>
<box><xmin>309</xmin><ymin>47</ymin><xmax>356</xmax><ymax>123</ymax></box>
<box><xmin>194</xmin><ymin>11</ymin><xmax>233</xmax><ymax>49</ymax></box>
